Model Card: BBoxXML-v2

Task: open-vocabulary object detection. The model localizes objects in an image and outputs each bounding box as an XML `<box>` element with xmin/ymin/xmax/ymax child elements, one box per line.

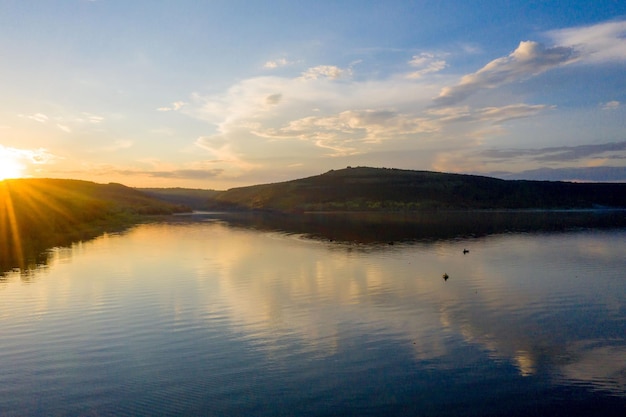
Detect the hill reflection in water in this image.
<box><xmin>202</xmin><ymin>209</ymin><xmax>626</xmax><ymax>244</ymax></box>
<box><xmin>4</xmin><ymin>209</ymin><xmax>625</xmax><ymax>277</ymax></box>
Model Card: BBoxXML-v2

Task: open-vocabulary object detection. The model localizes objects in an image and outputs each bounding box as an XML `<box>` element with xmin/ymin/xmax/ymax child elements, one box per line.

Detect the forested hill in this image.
<box><xmin>1</xmin><ymin>178</ymin><xmax>188</xmax><ymax>271</ymax></box>
<box><xmin>138</xmin><ymin>187</ymin><xmax>219</xmax><ymax>210</ymax></box>
<box><xmin>205</xmin><ymin>167</ymin><xmax>626</xmax><ymax>212</ymax></box>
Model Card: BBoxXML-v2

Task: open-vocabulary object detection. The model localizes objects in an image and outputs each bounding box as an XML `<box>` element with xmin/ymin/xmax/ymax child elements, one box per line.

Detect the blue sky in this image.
<box><xmin>1</xmin><ymin>1</ymin><xmax>626</xmax><ymax>188</ymax></box>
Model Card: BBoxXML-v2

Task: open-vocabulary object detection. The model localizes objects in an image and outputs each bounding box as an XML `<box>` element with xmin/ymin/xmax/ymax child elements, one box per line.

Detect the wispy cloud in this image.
<box><xmin>93</xmin><ymin>140</ymin><xmax>133</xmax><ymax>153</ymax></box>
<box><xmin>56</xmin><ymin>123</ymin><xmax>72</xmax><ymax>133</ymax></box>
<box><xmin>406</xmin><ymin>53</ymin><xmax>447</xmax><ymax>79</ymax></box>
<box><xmin>300</xmin><ymin>65</ymin><xmax>351</xmax><ymax>80</ymax></box>
<box><xmin>263</xmin><ymin>58</ymin><xmax>293</xmax><ymax>69</ymax></box>
<box><xmin>119</xmin><ymin>168</ymin><xmax>224</xmax><ymax>180</ymax></box>
<box><xmin>186</xmin><ymin>62</ymin><xmax>553</xmax><ymax>163</ymax></box>
<box><xmin>601</xmin><ymin>100</ymin><xmax>620</xmax><ymax>110</ymax></box>
<box><xmin>157</xmin><ymin>101</ymin><xmax>186</xmax><ymax>112</ymax></box>
<box><xmin>255</xmin><ymin>109</ymin><xmax>437</xmax><ymax>156</ymax></box>
<box><xmin>26</xmin><ymin>113</ymin><xmax>49</xmax><ymax>123</ymax></box>
<box><xmin>81</xmin><ymin>113</ymin><xmax>104</xmax><ymax>124</ymax></box>
<box><xmin>548</xmin><ymin>20</ymin><xmax>626</xmax><ymax>63</ymax></box>
<box><xmin>435</xmin><ymin>20</ymin><xmax>626</xmax><ymax>107</ymax></box>
<box><xmin>194</xmin><ymin>136</ymin><xmax>259</xmax><ymax>171</ymax></box>
<box><xmin>435</xmin><ymin>41</ymin><xmax>577</xmax><ymax>106</ymax></box>
<box><xmin>0</xmin><ymin>145</ymin><xmax>58</xmax><ymax>167</ymax></box>
<box><xmin>474</xmin><ymin>104</ymin><xmax>552</xmax><ymax>123</ymax></box>
<box><xmin>479</xmin><ymin>141</ymin><xmax>626</xmax><ymax>163</ymax></box>
<box><xmin>490</xmin><ymin>166</ymin><xmax>626</xmax><ymax>182</ymax></box>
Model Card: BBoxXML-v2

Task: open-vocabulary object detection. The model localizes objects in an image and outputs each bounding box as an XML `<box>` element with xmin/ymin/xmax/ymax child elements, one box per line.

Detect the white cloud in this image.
<box><xmin>194</xmin><ymin>136</ymin><xmax>258</xmax><ymax>170</ymax></box>
<box><xmin>27</xmin><ymin>113</ymin><xmax>49</xmax><ymax>123</ymax></box>
<box><xmin>475</xmin><ymin>104</ymin><xmax>552</xmax><ymax>123</ymax></box>
<box><xmin>264</xmin><ymin>58</ymin><xmax>292</xmax><ymax>69</ymax></box>
<box><xmin>92</xmin><ymin>140</ymin><xmax>133</xmax><ymax>153</ymax></box>
<box><xmin>601</xmin><ymin>100</ymin><xmax>620</xmax><ymax>110</ymax></box>
<box><xmin>183</xmin><ymin>53</ymin><xmax>559</xmax><ymax>166</ymax></box>
<box><xmin>0</xmin><ymin>145</ymin><xmax>58</xmax><ymax>166</ymax></box>
<box><xmin>84</xmin><ymin>113</ymin><xmax>104</xmax><ymax>123</ymax></box>
<box><xmin>436</xmin><ymin>41</ymin><xmax>577</xmax><ymax>105</ymax></box>
<box><xmin>186</xmin><ymin>70</ymin><xmax>447</xmax><ymax>160</ymax></box>
<box><xmin>300</xmin><ymin>65</ymin><xmax>351</xmax><ymax>80</ymax></box>
<box><xmin>255</xmin><ymin>109</ymin><xmax>438</xmax><ymax>156</ymax></box>
<box><xmin>548</xmin><ymin>20</ymin><xmax>626</xmax><ymax>63</ymax></box>
<box><xmin>406</xmin><ymin>53</ymin><xmax>447</xmax><ymax>79</ymax></box>
<box><xmin>56</xmin><ymin>123</ymin><xmax>72</xmax><ymax>133</ymax></box>
<box><xmin>157</xmin><ymin>101</ymin><xmax>186</xmax><ymax>112</ymax></box>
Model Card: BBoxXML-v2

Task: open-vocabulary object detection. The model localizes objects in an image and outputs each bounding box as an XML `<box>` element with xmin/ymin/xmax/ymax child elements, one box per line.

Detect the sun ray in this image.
<box><xmin>0</xmin><ymin>182</ymin><xmax>25</xmax><ymax>269</ymax></box>
<box><xmin>1</xmin><ymin>179</ymin><xmax>95</xmax><ymax>272</ymax></box>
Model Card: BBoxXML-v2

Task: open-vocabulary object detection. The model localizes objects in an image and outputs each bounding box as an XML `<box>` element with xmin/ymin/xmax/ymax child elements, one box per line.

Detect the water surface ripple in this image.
<box><xmin>1</xmin><ymin>216</ymin><xmax>625</xmax><ymax>416</ymax></box>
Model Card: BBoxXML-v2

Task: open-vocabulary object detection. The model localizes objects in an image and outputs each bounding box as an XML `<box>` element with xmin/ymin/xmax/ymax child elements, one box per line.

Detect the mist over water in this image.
<box><xmin>1</xmin><ymin>213</ymin><xmax>625</xmax><ymax>416</ymax></box>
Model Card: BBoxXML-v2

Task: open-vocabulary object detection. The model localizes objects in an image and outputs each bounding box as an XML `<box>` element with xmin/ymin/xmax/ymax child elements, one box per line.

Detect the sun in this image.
<box><xmin>0</xmin><ymin>153</ymin><xmax>25</xmax><ymax>180</ymax></box>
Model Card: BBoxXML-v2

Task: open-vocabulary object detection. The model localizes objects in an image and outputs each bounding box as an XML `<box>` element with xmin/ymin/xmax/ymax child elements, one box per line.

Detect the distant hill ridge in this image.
<box><xmin>203</xmin><ymin>166</ymin><xmax>626</xmax><ymax>212</ymax></box>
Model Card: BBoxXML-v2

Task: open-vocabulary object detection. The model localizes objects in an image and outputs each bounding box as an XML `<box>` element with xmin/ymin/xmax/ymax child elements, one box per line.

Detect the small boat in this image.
<box><xmin>463</xmin><ymin>249</ymin><xmax>469</xmax><ymax>254</ymax></box>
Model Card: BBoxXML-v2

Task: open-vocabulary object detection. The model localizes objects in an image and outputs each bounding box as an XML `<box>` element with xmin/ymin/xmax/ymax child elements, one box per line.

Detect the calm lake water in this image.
<box><xmin>1</xmin><ymin>212</ymin><xmax>625</xmax><ymax>416</ymax></box>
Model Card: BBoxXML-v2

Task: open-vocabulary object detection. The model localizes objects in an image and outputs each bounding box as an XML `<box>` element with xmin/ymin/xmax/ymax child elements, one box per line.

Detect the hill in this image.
<box><xmin>138</xmin><ymin>187</ymin><xmax>219</xmax><ymax>210</ymax></box>
<box><xmin>205</xmin><ymin>166</ymin><xmax>626</xmax><ymax>212</ymax></box>
<box><xmin>1</xmin><ymin>178</ymin><xmax>188</xmax><ymax>272</ymax></box>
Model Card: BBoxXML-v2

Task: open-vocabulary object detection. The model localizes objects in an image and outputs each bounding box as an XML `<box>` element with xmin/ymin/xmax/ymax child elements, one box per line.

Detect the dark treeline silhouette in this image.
<box><xmin>138</xmin><ymin>187</ymin><xmax>219</xmax><ymax>210</ymax></box>
<box><xmin>203</xmin><ymin>167</ymin><xmax>626</xmax><ymax>212</ymax></box>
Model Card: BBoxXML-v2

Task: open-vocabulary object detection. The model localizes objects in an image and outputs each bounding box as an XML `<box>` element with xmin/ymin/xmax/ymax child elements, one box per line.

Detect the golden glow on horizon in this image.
<box><xmin>0</xmin><ymin>152</ymin><xmax>24</xmax><ymax>180</ymax></box>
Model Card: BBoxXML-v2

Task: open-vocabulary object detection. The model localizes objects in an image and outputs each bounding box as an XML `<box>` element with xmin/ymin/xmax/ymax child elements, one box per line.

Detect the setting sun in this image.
<box><xmin>0</xmin><ymin>153</ymin><xmax>24</xmax><ymax>180</ymax></box>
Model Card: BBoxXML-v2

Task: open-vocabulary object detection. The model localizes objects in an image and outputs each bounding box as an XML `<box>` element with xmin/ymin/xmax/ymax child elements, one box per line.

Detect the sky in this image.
<box><xmin>1</xmin><ymin>0</ymin><xmax>626</xmax><ymax>189</ymax></box>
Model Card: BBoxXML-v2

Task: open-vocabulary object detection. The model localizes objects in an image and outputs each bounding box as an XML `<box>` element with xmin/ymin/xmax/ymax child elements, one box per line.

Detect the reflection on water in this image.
<box><xmin>209</xmin><ymin>209</ymin><xmax>626</xmax><ymax>243</ymax></box>
<box><xmin>0</xmin><ymin>214</ymin><xmax>625</xmax><ymax>416</ymax></box>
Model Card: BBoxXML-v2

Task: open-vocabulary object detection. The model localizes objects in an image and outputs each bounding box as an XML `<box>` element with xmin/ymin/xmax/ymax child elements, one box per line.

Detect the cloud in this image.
<box><xmin>157</xmin><ymin>101</ymin><xmax>186</xmax><ymax>112</ymax></box>
<box><xmin>434</xmin><ymin>19</ymin><xmax>626</xmax><ymax>107</ymax></box>
<box><xmin>406</xmin><ymin>53</ymin><xmax>447</xmax><ymax>79</ymax></box>
<box><xmin>265</xmin><ymin>93</ymin><xmax>282</xmax><ymax>106</ymax></box>
<box><xmin>56</xmin><ymin>123</ymin><xmax>72</xmax><ymax>133</ymax></box>
<box><xmin>424</xmin><ymin>103</ymin><xmax>551</xmax><ymax>127</ymax></box>
<box><xmin>479</xmin><ymin>141</ymin><xmax>626</xmax><ymax>163</ymax></box>
<box><xmin>263</xmin><ymin>58</ymin><xmax>292</xmax><ymax>69</ymax></box>
<box><xmin>93</xmin><ymin>140</ymin><xmax>133</xmax><ymax>153</ymax></box>
<box><xmin>548</xmin><ymin>20</ymin><xmax>626</xmax><ymax>64</ymax></box>
<box><xmin>474</xmin><ymin>104</ymin><xmax>552</xmax><ymax>123</ymax></box>
<box><xmin>489</xmin><ymin>166</ymin><xmax>626</xmax><ymax>182</ymax></box>
<box><xmin>435</xmin><ymin>41</ymin><xmax>578</xmax><ymax>105</ymax></box>
<box><xmin>433</xmin><ymin>140</ymin><xmax>626</xmax><ymax>178</ymax></box>
<box><xmin>95</xmin><ymin>167</ymin><xmax>224</xmax><ymax>180</ymax></box>
<box><xmin>82</xmin><ymin>113</ymin><xmax>104</xmax><ymax>124</ymax></box>
<box><xmin>0</xmin><ymin>145</ymin><xmax>58</xmax><ymax>167</ymax></box>
<box><xmin>27</xmin><ymin>113</ymin><xmax>49</xmax><ymax>123</ymax></box>
<box><xmin>300</xmin><ymin>65</ymin><xmax>351</xmax><ymax>80</ymax></box>
<box><xmin>186</xmin><ymin>62</ymin><xmax>553</xmax><ymax>165</ymax></box>
<box><xmin>194</xmin><ymin>136</ymin><xmax>259</xmax><ymax>170</ymax></box>
<box><xmin>601</xmin><ymin>100</ymin><xmax>620</xmax><ymax>110</ymax></box>
<box><xmin>140</xmin><ymin>169</ymin><xmax>224</xmax><ymax>179</ymax></box>
<box><xmin>255</xmin><ymin>109</ymin><xmax>439</xmax><ymax>156</ymax></box>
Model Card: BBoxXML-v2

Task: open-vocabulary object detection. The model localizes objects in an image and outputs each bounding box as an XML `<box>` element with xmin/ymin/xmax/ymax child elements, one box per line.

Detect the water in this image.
<box><xmin>1</xmin><ymin>213</ymin><xmax>625</xmax><ymax>416</ymax></box>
